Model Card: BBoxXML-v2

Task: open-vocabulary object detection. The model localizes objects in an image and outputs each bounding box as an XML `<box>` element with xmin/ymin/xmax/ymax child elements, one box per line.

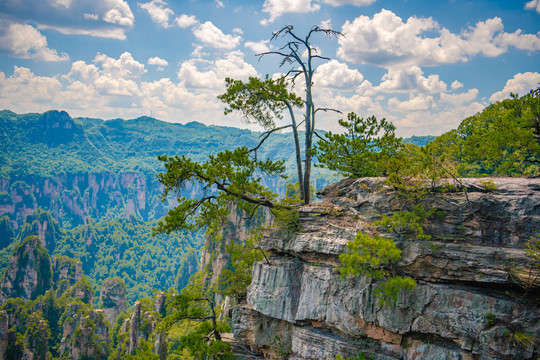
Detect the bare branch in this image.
<box><xmin>249</xmin><ymin>124</ymin><xmax>293</xmax><ymax>155</ymax></box>
<box><xmin>313</xmin><ymin>130</ymin><xmax>328</xmax><ymax>143</ymax></box>
<box><xmin>312</xmin><ymin>55</ymin><xmax>331</xmax><ymax>61</ymax></box>
<box><xmin>314</xmin><ymin>107</ymin><xmax>343</xmax><ymax>115</ymax></box>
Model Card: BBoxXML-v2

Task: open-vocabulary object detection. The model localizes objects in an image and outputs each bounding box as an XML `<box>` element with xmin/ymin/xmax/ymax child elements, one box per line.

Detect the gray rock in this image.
<box><xmin>234</xmin><ymin>177</ymin><xmax>540</xmax><ymax>359</ymax></box>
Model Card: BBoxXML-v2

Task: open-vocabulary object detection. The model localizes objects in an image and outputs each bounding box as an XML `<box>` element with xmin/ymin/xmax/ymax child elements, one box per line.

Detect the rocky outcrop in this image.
<box><xmin>0</xmin><ymin>235</ymin><xmax>87</xmax><ymax>304</ymax></box>
<box><xmin>233</xmin><ymin>177</ymin><xmax>540</xmax><ymax>359</ymax></box>
<box><xmin>0</xmin><ymin>236</ymin><xmax>52</xmax><ymax>304</ymax></box>
<box><xmin>0</xmin><ymin>310</ymin><xmax>8</xmax><ymax>359</ymax></box>
<box><xmin>116</xmin><ymin>293</ymin><xmax>167</xmax><ymax>360</ymax></box>
<box><xmin>0</xmin><ymin>172</ymin><xmax>169</xmax><ymax>231</ymax></box>
<box><xmin>99</xmin><ymin>277</ymin><xmax>127</xmax><ymax>326</ymax></box>
<box><xmin>59</xmin><ymin>303</ymin><xmax>110</xmax><ymax>359</ymax></box>
<box><xmin>52</xmin><ymin>256</ymin><xmax>83</xmax><ymax>296</ymax></box>
<box><xmin>18</xmin><ymin>209</ymin><xmax>62</xmax><ymax>252</ymax></box>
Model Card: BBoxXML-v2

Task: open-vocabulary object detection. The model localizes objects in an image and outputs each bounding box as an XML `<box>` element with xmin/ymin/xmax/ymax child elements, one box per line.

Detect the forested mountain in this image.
<box><xmin>0</xmin><ymin>109</ymin><xmax>341</xmax><ymax>303</ymax></box>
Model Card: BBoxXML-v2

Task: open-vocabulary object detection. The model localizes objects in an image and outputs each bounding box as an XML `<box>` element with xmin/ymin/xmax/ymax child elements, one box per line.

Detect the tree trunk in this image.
<box><xmin>285</xmin><ymin>101</ymin><xmax>304</xmax><ymax>201</ymax></box>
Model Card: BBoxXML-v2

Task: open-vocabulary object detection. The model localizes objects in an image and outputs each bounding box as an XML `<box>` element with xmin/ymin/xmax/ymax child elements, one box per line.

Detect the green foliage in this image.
<box><xmin>374</xmin><ymin>276</ymin><xmax>417</xmax><ymax>306</ymax></box>
<box><xmin>25</xmin><ymin>311</ymin><xmax>51</xmax><ymax>358</ymax></box>
<box><xmin>175</xmin><ymin>248</ymin><xmax>200</xmax><ymax>291</ymax></box>
<box><xmin>284</xmin><ymin>181</ymin><xmax>315</xmax><ymax>204</ymax></box>
<box><xmin>426</xmin><ymin>90</ymin><xmax>540</xmax><ymax>176</ymax></box>
<box><xmin>335</xmin><ymin>353</ymin><xmax>372</xmax><ymax>360</ymax></box>
<box><xmin>215</xmin><ymin>231</ymin><xmax>265</xmax><ymax>301</ymax></box>
<box><xmin>65</xmin><ymin>276</ymin><xmax>95</xmax><ymax>304</ymax></box>
<box><xmin>484</xmin><ymin>312</ymin><xmax>497</xmax><ymax>327</ymax></box>
<box><xmin>339</xmin><ymin>232</ymin><xmax>402</xmax><ymax>279</ymax></box>
<box><xmin>376</xmin><ymin>204</ymin><xmax>435</xmax><ymax>240</ymax></box>
<box><xmin>163</xmin><ymin>289</ymin><xmax>233</xmax><ymax>360</ymax></box>
<box><xmin>480</xmin><ymin>180</ymin><xmax>497</xmax><ymax>191</ymax></box>
<box><xmin>218</xmin><ymin>76</ymin><xmax>303</xmax><ymax>130</ymax></box>
<box><xmin>315</xmin><ymin>112</ymin><xmax>402</xmax><ymax>177</ymax></box>
<box><xmin>51</xmin><ymin>216</ymin><xmax>203</xmax><ymax>304</ymax></box>
<box><xmin>520</xmin><ymin>234</ymin><xmax>540</xmax><ymax>293</ymax></box>
<box><xmin>339</xmin><ymin>232</ymin><xmax>416</xmax><ymax>306</ymax></box>
<box><xmin>505</xmin><ymin>329</ymin><xmax>539</xmax><ymax>348</ymax></box>
<box><xmin>156</xmin><ymin>146</ymin><xmax>287</xmax><ymax>236</ymax></box>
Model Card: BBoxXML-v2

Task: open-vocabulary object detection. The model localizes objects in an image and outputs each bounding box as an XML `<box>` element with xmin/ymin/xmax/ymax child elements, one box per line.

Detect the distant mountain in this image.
<box><xmin>403</xmin><ymin>135</ymin><xmax>436</xmax><ymax>147</ymax></box>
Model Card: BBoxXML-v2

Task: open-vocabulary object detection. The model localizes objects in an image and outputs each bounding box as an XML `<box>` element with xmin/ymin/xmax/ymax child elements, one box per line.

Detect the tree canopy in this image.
<box><xmin>315</xmin><ymin>112</ymin><xmax>402</xmax><ymax>178</ymax></box>
<box><xmin>219</xmin><ymin>25</ymin><xmax>343</xmax><ymax>204</ymax></box>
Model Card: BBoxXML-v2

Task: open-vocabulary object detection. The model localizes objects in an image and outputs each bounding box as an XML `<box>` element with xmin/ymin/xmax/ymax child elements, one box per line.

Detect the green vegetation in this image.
<box><xmin>215</xmin><ymin>231</ymin><xmax>266</xmax><ymax>301</ymax></box>
<box><xmin>339</xmin><ymin>232</ymin><xmax>416</xmax><ymax>306</ymax></box>
<box><xmin>0</xmin><ymin>210</ymin><xmax>204</xmax><ymax>304</ymax></box>
<box><xmin>315</xmin><ymin>113</ymin><xmax>401</xmax><ymax>177</ymax></box>
<box><xmin>425</xmin><ymin>90</ymin><xmax>540</xmax><ymax>177</ymax></box>
<box><xmin>155</xmin><ymin>146</ymin><xmax>288</xmax><ymax>236</ymax></box>
<box><xmin>220</xmin><ymin>25</ymin><xmax>343</xmax><ymax>204</ymax></box>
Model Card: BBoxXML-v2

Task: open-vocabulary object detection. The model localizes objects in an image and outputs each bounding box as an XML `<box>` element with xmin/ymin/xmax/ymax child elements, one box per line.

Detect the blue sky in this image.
<box><xmin>0</xmin><ymin>0</ymin><xmax>539</xmax><ymax>136</ymax></box>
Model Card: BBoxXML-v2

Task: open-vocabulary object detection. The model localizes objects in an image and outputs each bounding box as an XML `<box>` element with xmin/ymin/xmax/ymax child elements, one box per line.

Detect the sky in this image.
<box><xmin>0</xmin><ymin>0</ymin><xmax>539</xmax><ymax>137</ymax></box>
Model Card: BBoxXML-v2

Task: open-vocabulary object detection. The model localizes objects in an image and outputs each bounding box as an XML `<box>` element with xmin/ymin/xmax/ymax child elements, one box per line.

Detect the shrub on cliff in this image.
<box><xmin>339</xmin><ymin>231</ymin><xmax>416</xmax><ymax>306</ymax></box>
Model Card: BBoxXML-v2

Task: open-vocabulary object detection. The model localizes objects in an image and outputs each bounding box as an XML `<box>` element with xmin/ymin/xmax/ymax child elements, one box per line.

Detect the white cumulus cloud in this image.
<box><xmin>337</xmin><ymin>9</ymin><xmax>540</xmax><ymax>67</ymax></box>
<box><xmin>193</xmin><ymin>21</ymin><xmax>242</xmax><ymax>49</ymax></box>
<box><xmin>148</xmin><ymin>57</ymin><xmax>168</xmax><ymax>66</ymax></box>
<box><xmin>139</xmin><ymin>0</ymin><xmax>174</xmax><ymax>28</ymax></box>
<box><xmin>94</xmin><ymin>52</ymin><xmax>146</xmax><ymax>78</ymax></box>
<box><xmin>177</xmin><ymin>51</ymin><xmax>258</xmax><ymax>90</ymax></box>
<box><xmin>244</xmin><ymin>40</ymin><xmax>271</xmax><ymax>54</ymax></box>
<box><xmin>388</xmin><ymin>94</ymin><xmax>434</xmax><ymax>112</ymax></box>
<box><xmin>377</xmin><ymin>66</ymin><xmax>447</xmax><ymax>94</ymax></box>
<box><xmin>489</xmin><ymin>72</ymin><xmax>540</xmax><ymax>102</ymax></box>
<box><xmin>315</xmin><ymin>60</ymin><xmax>364</xmax><ymax>89</ymax></box>
<box><xmin>2</xmin><ymin>0</ymin><xmax>134</xmax><ymax>40</ymax></box>
<box><xmin>175</xmin><ymin>14</ymin><xmax>199</xmax><ymax>28</ymax></box>
<box><xmin>0</xmin><ymin>22</ymin><xmax>69</xmax><ymax>61</ymax></box>
<box><xmin>261</xmin><ymin>0</ymin><xmax>320</xmax><ymax>25</ymax></box>
<box><xmin>322</xmin><ymin>0</ymin><xmax>376</xmax><ymax>6</ymax></box>
<box><xmin>525</xmin><ymin>0</ymin><xmax>540</xmax><ymax>14</ymax></box>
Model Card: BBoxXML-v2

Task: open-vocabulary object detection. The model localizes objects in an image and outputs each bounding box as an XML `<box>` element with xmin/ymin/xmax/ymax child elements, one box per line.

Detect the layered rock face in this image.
<box><xmin>0</xmin><ymin>172</ymin><xmax>167</xmax><ymax>230</ymax></box>
<box><xmin>100</xmin><ymin>277</ymin><xmax>127</xmax><ymax>326</ymax></box>
<box><xmin>115</xmin><ymin>293</ymin><xmax>167</xmax><ymax>360</ymax></box>
<box><xmin>233</xmin><ymin>177</ymin><xmax>540</xmax><ymax>360</ymax></box>
<box><xmin>59</xmin><ymin>303</ymin><xmax>110</xmax><ymax>359</ymax></box>
<box><xmin>0</xmin><ymin>236</ymin><xmax>52</xmax><ymax>304</ymax></box>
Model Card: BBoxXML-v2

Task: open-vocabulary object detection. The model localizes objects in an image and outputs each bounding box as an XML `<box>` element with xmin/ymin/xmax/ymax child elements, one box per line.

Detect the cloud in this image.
<box><xmin>261</xmin><ymin>0</ymin><xmax>320</xmax><ymax>25</ymax></box>
<box><xmin>451</xmin><ymin>80</ymin><xmax>463</xmax><ymax>90</ymax></box>
<box><xmin>440</xmin><ymin>88</ymin><xmax>479</xmax><ymax>106</ymax></box>
<box><xmin>175</xmin><ymin>14</ymin><xmax>199</xmax><ymax>28</ymax></box>
<box><xmin>215</xmin><ymin>0</ymin><xmax>225</xmax><ymax>8</ymax></box>
<box><xmin>94</xmin><ymin>52</ymin><xmax>147</xmax><ymax>78</ymax></box>
<box><xmin>0</xmin><ymin>66</ymin><xmax>62</xmax><ymax>105</ymax></box>
<box><xmin>337</xmin><ymin>9</ymin><xmax>540</xmax><ymax>67</ymax></box>
<box><xmin>377</xmin><ymin>66</ymin><xmax>447</xmax><ymax>93</ymax></box>
<box><xmin>0</xmin><ymin>22</ymin><xmax>69</xmax><ymax>61</ymax></box>
<box><xmin>148</xmin><ymin>56</ymin><xmax>168</xmax><ymax>67</ymax></box>
<box><xmin>0</xmin><ymin>0</ymin><xmax>134</xmax><ymax>40</ymax></box>
<box><xmin>388</xmin><ymin>94</ymin><xmax>434</xmax><ymax>112</ymax></box>
<box><xmin>50</xmin><ymin>0</ymin><xmax>72</xmax><ymax>9</ymax></box>
<box><xmin>244</xmin><ymin>40</ymin><xmax>271</xmax><ymax>53</ymax></box>
<box><xmin>525</xmin><ymin>0</ymin><xmax>540</xmax><ymax>14</ymax></box>
<box><xmin>138</xmin><ymin>0</ymin><xmax>174</xmax><ymax>28</ymax></box>
<box><xmin>177</xmin><ymin>51</ymin><xmax>258</xmax><ymax>90</ymax></box>
<box><xmin>193</xmin><ymin>21</ymin><xmax>242</xmax><ymax>49</ymax></box>
<box><xmin>489</xmin><ymin>72</ymin><xmax>540</xmax><ymax>102</ymax></box>
<box><xmin>315</xmin><ymin>60</ymin><xmax>364</xmax><ymax>89</ymax></box>
<box><xmin>0</xmin><ymin>53</ymin><xmax>248</xmax><ymax>127</ymax></box>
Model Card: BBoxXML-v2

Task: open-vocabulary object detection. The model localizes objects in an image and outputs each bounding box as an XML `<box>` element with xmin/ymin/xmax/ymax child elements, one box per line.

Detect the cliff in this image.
<box><xmin>232</xmin><ymin>177</ymin><xmax>540</xmax><ymax>359</ymax></box>
<box><xmin>0</xmin><ymin>236</ymin><xmax>52</xmax><ymax>303</ymax></box>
